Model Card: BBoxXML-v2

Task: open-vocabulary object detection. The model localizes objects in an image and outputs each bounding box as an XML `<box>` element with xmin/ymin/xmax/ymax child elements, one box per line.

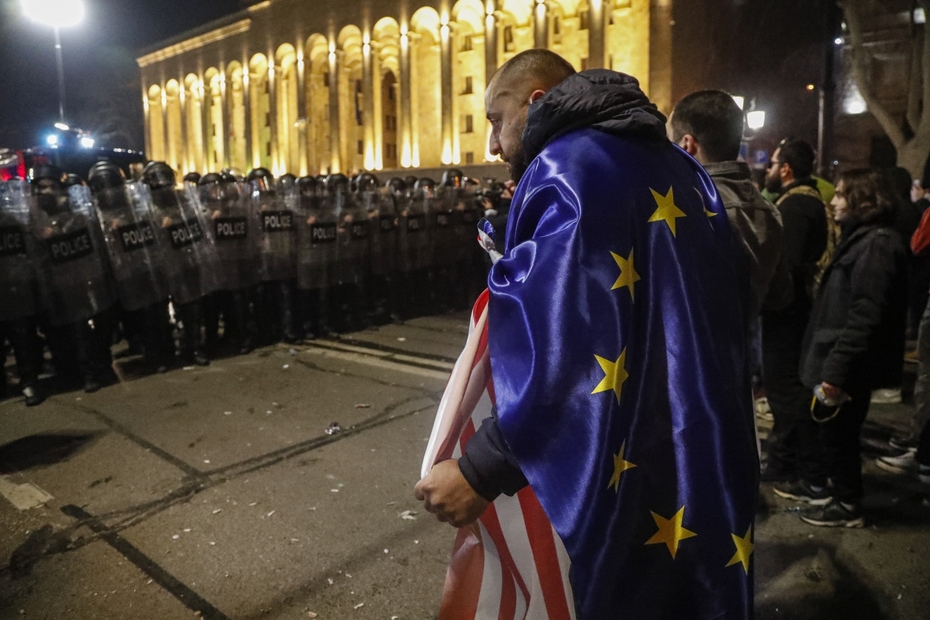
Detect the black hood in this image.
<box><xmin>522</xmin><ymin>69</ymin><xmax>668</xmax><ymax>163</ymax></box>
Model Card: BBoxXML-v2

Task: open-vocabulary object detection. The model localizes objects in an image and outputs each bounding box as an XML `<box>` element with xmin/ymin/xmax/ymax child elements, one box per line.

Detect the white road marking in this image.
<box><xmin>0</xmin><ymin>476</ymin><xmax>53</xmax><ymax>510</ymax></box>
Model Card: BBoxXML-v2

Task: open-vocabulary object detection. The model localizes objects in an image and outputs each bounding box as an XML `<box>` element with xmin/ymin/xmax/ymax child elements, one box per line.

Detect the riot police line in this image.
<box><xmin>1</xmin><ymin>162</ymin><xmax>510</xmax><ymax>406</ymax></box>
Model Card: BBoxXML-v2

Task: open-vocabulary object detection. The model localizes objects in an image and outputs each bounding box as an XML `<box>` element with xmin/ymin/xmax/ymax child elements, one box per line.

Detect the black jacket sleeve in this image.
<box><xmin>458</xmin><ymin>409</ymin><xmax>529</xmax><ymax>502</ymax></box>
<box><xmin>821</xmin><ymin>231</ymin><xmax>904</xmax><ymax>388</ymax></box>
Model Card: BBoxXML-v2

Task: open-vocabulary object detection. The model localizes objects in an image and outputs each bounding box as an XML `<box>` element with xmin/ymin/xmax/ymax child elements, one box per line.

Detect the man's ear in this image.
<box><xmin>529</xmin><ymin>89</ymin><xmax>546</xmax><ymax>104</ymax></box>
<box><xmin>679</xmin><ymin>134</ymin><xmax>699</xmax><ymax>157</ymax></box>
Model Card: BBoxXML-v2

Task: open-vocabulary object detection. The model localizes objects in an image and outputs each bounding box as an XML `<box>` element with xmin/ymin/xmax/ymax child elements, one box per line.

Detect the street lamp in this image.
<box><xmin>21</xmin><ymin>0</ymin><xmax>85</xmax><ymax>123</ymax></box>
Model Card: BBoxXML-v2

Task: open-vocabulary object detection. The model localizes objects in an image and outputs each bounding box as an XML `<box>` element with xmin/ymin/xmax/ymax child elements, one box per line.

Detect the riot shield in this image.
<box><xmin>93</xmin><ymin>182</ymin><xmax>170</xmax><ymax>312</ymax></box>
<box><xmin>362</xmin><ymin>186</ymin><xmax>398</xmax><ymax>278</ymax></box>
<box><xmin>297</xmin><ymin>184</ymin><xmax>337</xmax><ymax>291</ymax></box>
<box><xmin>144</xmin><ymin>183</ymin><xmax>222</xmax><ymax>305</ymax></box>
<box><xmin>205</xmin><ymin>181</ymin><xmax>262</xmax><ymax>292</ymax></box>
<box><xmin>432</xmin><ymin>186</ymin><xmax>456</xmax><ymax>271</ymax></box>
<box><xmin>398</xmin><ymin>186</ymin><xmax>433</xmax><ymax>275</ymax></box>
<box><xmin>253</xmin><ymin>187</ymin><xmax>297</xmax><ymax>282</ymax></box>
<box><xmin>0</xmin><ymin>180</ymin><xmax>38</xmax><ymax>322</ymax></box>
<box><xmin>32</xmin><ymin>185</ymin><xmax>118</xmax><ymax>326</ymax></box>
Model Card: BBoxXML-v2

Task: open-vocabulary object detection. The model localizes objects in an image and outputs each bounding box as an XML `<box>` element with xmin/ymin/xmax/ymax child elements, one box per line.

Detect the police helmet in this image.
<box><xmin>87</xmin><ymin>161</ymin><xmax>126</xmax><ymax>193</ymax></box>
<box><xmin>247</xmin><ymin>167</ymin><xmax>275</xmax><ymax>193</ymax></box>
<box><xmin>29</xmin><ymin>164</ymin><xmax>64</xmax><ymax>186</ymax></box>
<box><xmin>355</xmin><ymin>172</ymin><xmax>379</xmax><ymax>193</ymax></box>
<box><xmin>386</xmin><ymin>177</ymin><xmax>406</xmax><ymax>194</ymax></box>
<box><xmin>64</xmin><ymin>173</ymin><xmax>85</xmax><ymax>188</ymax></box>
<box><xmin>414</xmin><ymin>177</ymin><xmax>436</xmax><ymax>191</ymax></box>
<box><xmin>325</xmin><ymin>173</ymin><xmax>350</xmax><ymax>193</ymax></box>
<box><xmin>441</xmin><ymin>168</ymin><xmax>465</xmax><ymax>188</ymax></box>
<box><xmin>297</xmin><ymin>175</ymin><xmax>318</xmax><ymax>197</ymax></box>
<box><xmin>141</xmin><ymin>161</ymin><xmax>177</xmax><ymax>190</ymax></box>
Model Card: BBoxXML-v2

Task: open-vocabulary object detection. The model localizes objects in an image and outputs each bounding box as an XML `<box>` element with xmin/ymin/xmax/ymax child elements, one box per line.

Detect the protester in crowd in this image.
<box><xmin>416</xmin><ymin>49</ymin><xmax>757</xmax><ymax>619</ymax></box>
<box><xmin>760</xmin><ymin>138</ymin><xmax>828</xmax><ymax>481</ymax></box>
<box><xmin>777</xmin><ymin>168</ymin><xmax>908</xmax><ymax>527</ymax></box>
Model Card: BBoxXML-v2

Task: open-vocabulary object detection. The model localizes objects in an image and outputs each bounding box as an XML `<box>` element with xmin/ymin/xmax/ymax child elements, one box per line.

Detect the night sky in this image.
<box><xmin>0</xmin><ymin>0</ymin><xmax>241</xmax><ymax>150</ymax></box>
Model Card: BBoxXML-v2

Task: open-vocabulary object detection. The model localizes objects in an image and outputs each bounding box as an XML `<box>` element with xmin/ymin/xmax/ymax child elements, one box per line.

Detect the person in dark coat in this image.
<box><xmin>775</xmin><ymin>168</ymin><xmax>908</xmax><ymax>527</ymax></box>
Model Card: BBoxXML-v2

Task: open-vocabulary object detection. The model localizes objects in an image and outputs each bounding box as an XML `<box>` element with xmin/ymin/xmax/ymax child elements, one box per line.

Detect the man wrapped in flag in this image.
<box><xmin>416</xmin><ymin>50</ymin><xmax>759</xmax><ymax>619</ymax></box>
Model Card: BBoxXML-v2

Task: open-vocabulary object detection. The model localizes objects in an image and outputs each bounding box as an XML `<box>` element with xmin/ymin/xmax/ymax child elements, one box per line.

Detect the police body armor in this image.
<box><xmin>0</xmin><ymin>181</ymin><xmax>38</xmax><ymax>322</ymax></box>
<box><xmin>147</xmin><ymin>183</ymin><xmax>221</xmax><ymax>305</ymax></box>
<box><xmin>359</xmin><ymin>178</ymin><xmax>397</xmax><ymax>279</ymax></box>
<box><xmin>250</xmin><ymin>170</ymin><xmax>297</xmax><ymax>282</ymax></box>
<box><xmin>90</xmin><ymin>176</ymin><xmax>170</xmax><ymax>312</ymax></box>
<box><xmin>203</xmin><ymin>177</ymin><xmax>261</xmax><ymax>292</ymax></box>
<box><xmin>32</xmin><ymin>184</ymin><xmax>117</xmax><ymax>326</ymax></box>
<box><xmin>297</xmin><ymin>176</ymin><xmax>337</xmax><ymax>291</ymax></box>
<box><xmin>399</xmin><ymin>180</ymin><xmax>434</xmax><ymax>275</ymax></box>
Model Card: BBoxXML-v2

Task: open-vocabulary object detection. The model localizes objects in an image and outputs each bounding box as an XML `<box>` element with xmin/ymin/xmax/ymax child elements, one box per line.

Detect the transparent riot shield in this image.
<box><xmin>362</xmin><ymin>186</ymin><xmax>398</xmax><ymax>279</ymax></box>
<box><xmin>398</xmin><ymin>187</ymin><xmax>433</xmax><ymax>275</ymax></box>
<box><xmin>0</xmin><ymin>180</ymin><xmax>38</xmax><ymax>322</ymax></box>
<box><xmin>32</xmin><ymin>185</ymin><xmax>118</xmax><ymax>326</ymax></box>
<box><xmin>253</xmin><ymin>187</ymin><xmax>297</xmax><ymax>282</ymax></box>
<box><xmin>432</xmin><ymin>186</ymin><xmax>456</xmax><ymax>271</ymax></box>
<box><xmin>297</xmin><ymin>185</ymin><xmax>337</xmax><ymax>291</ymax></box>
<box><xmin>205</xmin><ymin>181</ymin><xmax>261</xmax><ymax>292</ymax></box>
<box><xmin>93</xmin><ymin>182</ymin><xmax>170</xmax><ymax>312</ymax></box>
<box><xmin>143</xmin><ymin>183</ymin><xmax>221</xmax><ymax>306</ymax></box>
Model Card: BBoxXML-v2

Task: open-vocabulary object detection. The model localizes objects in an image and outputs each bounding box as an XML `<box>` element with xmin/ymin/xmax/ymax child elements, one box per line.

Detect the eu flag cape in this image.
<box><xmin>488</xmin><ymin>128</ymin><xmax>759</xmax><ymax>619</ymax></box>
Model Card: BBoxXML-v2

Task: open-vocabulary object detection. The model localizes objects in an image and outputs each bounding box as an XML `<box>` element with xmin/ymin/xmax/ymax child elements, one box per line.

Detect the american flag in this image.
<box><xmin>422</xmin><ymin>289</ymin><xmax>576</xmax><ymax>620</ymax></box>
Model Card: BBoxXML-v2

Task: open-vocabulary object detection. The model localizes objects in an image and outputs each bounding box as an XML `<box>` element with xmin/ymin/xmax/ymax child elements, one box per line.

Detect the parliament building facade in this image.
<box><xmin>138</xmin><ymin>0</ymin><xmax>718</xmax><ymax>177</ymax></box>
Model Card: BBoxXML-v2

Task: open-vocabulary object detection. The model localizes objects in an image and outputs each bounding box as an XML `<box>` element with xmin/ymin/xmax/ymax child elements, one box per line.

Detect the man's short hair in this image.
<box><xmin>491</xmin><ymin>49</ymin><xmax>577</xmax><ymax>92</ymax></box>
<box><xmin>777</xmin><ymin>138</ymin><xmax>816</xmax><ymax>179</ymax></box>
<box><xmin>670</xmin><ymin>90</ymin><xmax>744</xmax><ymax>162</ymax></box>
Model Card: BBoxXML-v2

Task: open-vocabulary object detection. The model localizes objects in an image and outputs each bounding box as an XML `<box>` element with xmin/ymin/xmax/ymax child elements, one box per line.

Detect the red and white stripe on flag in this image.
<box><xmin>422</xmin><ymin>290</ymin><xmax>576</xmax><ymax>620</ymax></box>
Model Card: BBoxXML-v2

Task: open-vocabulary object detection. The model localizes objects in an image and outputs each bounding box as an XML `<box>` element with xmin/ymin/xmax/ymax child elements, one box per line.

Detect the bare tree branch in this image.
<box><xmin>907</xmin><ymin>36</ymin><xmax>921</xmax><ymax>132</ymax></box>
<box><xmin>840</xmin><ymin>0</ymin><xmax>907</xmax><ymax>148</ymax></box>
<box><xmin>916</xmin><ymin>0</ymin><xmax>930</xmax><ymax>139</ymax></box>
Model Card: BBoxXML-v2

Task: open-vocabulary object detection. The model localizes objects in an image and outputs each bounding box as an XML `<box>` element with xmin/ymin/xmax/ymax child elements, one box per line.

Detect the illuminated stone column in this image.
<box><xmin>399</xmin><ymin>29</ymin><xmax>413</xmax><ymax>168</ymax></box>
<box><xmin>534</xmin><ymin>0</ymin><xmax>548</xmax><ymax>49</ymax></box>
<box><xmin>440</xmin><ymin>20</ymin><xmax>454</xmax><ymax>165</ymax></box>
<box><xmin>297</xmin><ymin>50</ymin><xmax>309</xmax><ymax>176</ymax></box>
<box><xmin>200</xmin><ymin>78</ymin><xmax>212</xmax><ymax>172</ymax></box>
<box><xmin>161</xmin><ymin>85</ymin><xmax>170</xmax><ymax>166</ymax></box>
<box><xmin>242</xmin><ymin>59</ymin><xmax>253</xmax><ymax>171</ymax></box>
<box><xmin>328</xmin><ymin>45</ymin><xmax>342</xmax><ymax>174</ymax></box>
<box><xmin>485</xmin><ymin>3</ymin><xmax>497</xmax><ymax>84</ymax></box>
<box><xmin>222</xmin><ymin>73</ymin><xmax>233</xmax><ymax>169</ymax></box>
<box><xmin>268</xmin><ymin>61</ymin><xmax>279</xmax><ymax>174</ymax></box>
<box><xmin>588</xmin><ymin>0</ymin><xmax>606</xmax><ymax>69</ymax></box>
<box><xmin>142</xmin><ymin>84</ymin><xmax>152</xmax><ymax>160</ymax></box>
<box><xmin>362</xmin><ymin>37</ymin><xmax>376</xmax><ymax>171</ymax></box>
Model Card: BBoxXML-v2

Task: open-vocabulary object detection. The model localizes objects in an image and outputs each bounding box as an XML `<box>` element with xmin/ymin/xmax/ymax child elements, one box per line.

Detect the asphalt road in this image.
<box><xmin>1</xmin><ymin>314</ymin><xmax>928</xmax><ymax>619</ymax></box>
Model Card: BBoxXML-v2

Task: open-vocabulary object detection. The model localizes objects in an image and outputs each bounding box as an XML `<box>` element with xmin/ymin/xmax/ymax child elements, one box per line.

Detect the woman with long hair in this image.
<box><xmin>774</xmin><ymin>168</ymin><xmax>909</xmax><ymax>526</ymax></box>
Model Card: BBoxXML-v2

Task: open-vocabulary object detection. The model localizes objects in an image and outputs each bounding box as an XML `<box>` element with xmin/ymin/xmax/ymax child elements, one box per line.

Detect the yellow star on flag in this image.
<box><xmin>592</xmin><ymin>349</ymin><xmax>628</xmax><ymax>404</ymax></box>
<box><xmin>648</xmin><ymin>187</ymin><xmax>687</xmax><ymax>237</ymax></box>
<box><xmin>607</xmin><ymin>440</ymin><xmax>636</xmax><ymax>491</ymax></box>
<box><xmin>726</xmin><ymin>525</ymin><xmax>754</xmax><ymax>574</ymax></box>
<box><xmin>645</xmin><ymin>506</ymin><xmax>697</xmax><ymax>559</ymax></box>
<box><xmin>610</xmin><ymin>250</ymin><xmax>641</xmax><ymax>300</ymax></box>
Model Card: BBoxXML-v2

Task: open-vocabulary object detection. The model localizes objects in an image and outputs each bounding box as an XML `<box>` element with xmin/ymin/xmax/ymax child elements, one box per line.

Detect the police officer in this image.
<box><xmin>248</xmin><ymin>168</ymin><xmax>299</xmax><ymax>343</ymax></box>
<box><xmin>0</xmin><ymin>179</ymin><xmax>43</xmax><ymax>405</ymax></box>
<box><xmin>357</xmin><ymin>172</ymin><xmax>398</xmax><ymax>324</ymax></box>
<box><xmin>199</xmin><ymin>172</ymin><xmax>257</xmax><ymax>354</ymax></box>
<box><xmin>142</xmin><ymin>161</ymin><xmax>216</xmax><ymax>366</ymax></box>
<box><xmin>296</xmin><ymin>175</ymin><xmax>336</xmax><ymax>339</ymax></box>
<box><xmin>88</xmin><ymin>161</ymin><xmax>173</xmax><ymax>373</ymax></box>
<box><xmin>30</xmin><ymin>164</ymin><xmax>118</xmax><ymax>392</ymax></box>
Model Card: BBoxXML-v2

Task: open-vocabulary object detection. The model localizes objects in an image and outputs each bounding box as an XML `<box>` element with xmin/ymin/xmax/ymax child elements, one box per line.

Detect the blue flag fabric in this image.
<box><xmin>488</xmin><ymin>128</ymin><xmax>759</xmax><ymax>619</ymax></box>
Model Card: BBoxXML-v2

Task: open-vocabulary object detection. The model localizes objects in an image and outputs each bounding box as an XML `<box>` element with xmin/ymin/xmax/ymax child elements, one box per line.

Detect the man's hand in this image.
<box><xmin>415</xmin><ymin>459</ymin><xmax>489</xmax><ymax>528</ymax></box>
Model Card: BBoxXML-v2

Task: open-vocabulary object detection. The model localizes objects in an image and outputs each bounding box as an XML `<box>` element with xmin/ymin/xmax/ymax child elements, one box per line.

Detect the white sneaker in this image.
<box><xmin>870</xmin><ymin>388</ymin><xmax>902</xmax><ymax>405</ymax></box>
<box><xmin>876</xmin><ymin>452</ymin><xmax>930</xmax><ymax>483</ymax></box>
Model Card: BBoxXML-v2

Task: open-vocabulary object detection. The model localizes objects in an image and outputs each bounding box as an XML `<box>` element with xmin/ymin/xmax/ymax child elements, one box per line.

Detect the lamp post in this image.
<box><xmin>21</xmin><ymin>0</ymin><xmax>85</xmax><ymax>123</ymax></box>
